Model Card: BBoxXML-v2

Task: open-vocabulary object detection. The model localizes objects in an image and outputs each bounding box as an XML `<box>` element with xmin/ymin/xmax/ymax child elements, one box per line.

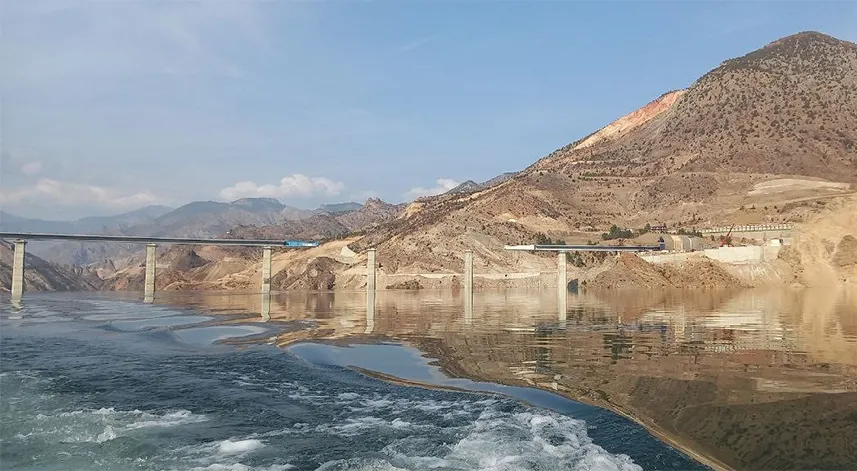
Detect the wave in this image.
<box><xmin>314</xmin><ymin>405</ymin><xmax>641</xmax><ymax>471</ymax></box>
<box><xmin>19</xmin><ymin>407</ymin><xmax>208</xmax><ymax>444</ymax></box>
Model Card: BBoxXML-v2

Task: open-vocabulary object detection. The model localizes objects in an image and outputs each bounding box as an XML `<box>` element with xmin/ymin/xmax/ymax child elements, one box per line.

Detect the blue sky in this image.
<box><xmin>1</xmin><ymin>0</ymin><xmax>855</xmax><ymax>220</ymax></box>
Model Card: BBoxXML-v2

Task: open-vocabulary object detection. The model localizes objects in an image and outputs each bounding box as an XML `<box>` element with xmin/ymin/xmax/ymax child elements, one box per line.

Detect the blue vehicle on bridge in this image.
<box><xmin>283</xmin><ymin>240</ymin><xmax>320</xmax><ymax>247</ymax></box>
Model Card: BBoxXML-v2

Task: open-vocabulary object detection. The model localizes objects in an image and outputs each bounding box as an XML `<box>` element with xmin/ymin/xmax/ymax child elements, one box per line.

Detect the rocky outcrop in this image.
<box><xmin>271</xmin><ymin>256</ymin><xmax>345</xmax><ymax>291</ymax></box>
<box><xmin>572</xmin><ymin>90</ymin><xmax>686</xmax><ymax>151</ymax></box>
<box><xmin>334</xmin><ymin>198</ymin><xmax>405</xmax><ymax>232</ymax></box>
<box><xmin>582</xmin><ymin>253</ymin><xmax>747</xmax><ymax>291</ymax></box>
<box><xmin>777</xmin><ymin>195</ymin><xmax>857</xmax><ymax>287</ymax></box>
<box><xmin>386</xmin><ymin>279</ymin><xmax>424</xmax><ymax>290</ymax></box>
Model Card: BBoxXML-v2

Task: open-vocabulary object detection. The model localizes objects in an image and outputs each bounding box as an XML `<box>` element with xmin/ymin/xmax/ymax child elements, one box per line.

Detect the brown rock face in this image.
<box><xmin>271</xmin><ymin>257</ymin><xmax>344</xmax><ymax>291</ymax></box>
<box><xmin>334</xmin><ymin>198</ymin><xmax>406</xmax><ymax>231</ymax></box>
<box><xmin>584</xmin><ymin>253</ymin><xmax>747</xmax><ymax>290</ymax></box>
<box><xmin>573</xmin><ymin>90</ymin><xmax>686</xmax><ymax>151</ymax></box>
<box><xmin>169</xmin><ymin>248</ymin><xmax>210</xmax><ymax>272</ymax></box>
<box><xmin>386</xmin><ymin>279</ymin><xmax>424</xmax><ymax>290</ymax></box>
<box><xmin>832</xmin><ymin>235</ymin><xmax>857</xmax><ymax>267</ymax></box>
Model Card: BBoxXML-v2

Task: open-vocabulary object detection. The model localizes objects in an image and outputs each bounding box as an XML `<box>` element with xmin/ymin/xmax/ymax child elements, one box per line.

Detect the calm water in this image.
<box><xmin>2</xmin><ymin>288</ymin><xmax>856</xmax><ymax>470</ymax></box>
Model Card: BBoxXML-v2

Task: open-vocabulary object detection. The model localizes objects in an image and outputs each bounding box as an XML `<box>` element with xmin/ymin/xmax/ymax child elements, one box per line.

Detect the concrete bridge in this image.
<box><xmin>697</xmin><ymin>224</ymin><xmax>793</xmax><ymax>241</ymax></box>
<box><xmin>3</xmin><ymin>235</ymin><xmax>579</xmax><ymax>320</ymax></box>
<box><xmin>0</xmin><ymin>232</ymin><xmax>319</xmax><ymax>303</ymax></box>
<box><xmin>504</xmin><ymin>244</ymin><xmax>662</xmax><ymax>252</ymax></box>
<box><xmin>698</xmin><ymin>224</ymin><xmax>793</xmax><ymax>234</ymax></box>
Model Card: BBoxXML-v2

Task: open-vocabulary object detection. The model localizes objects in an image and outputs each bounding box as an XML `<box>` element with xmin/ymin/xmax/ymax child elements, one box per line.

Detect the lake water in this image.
<box><xmin>2</xmin><ymin>288</ymin><xmax>855</xmax><ymax>470</ymax></box>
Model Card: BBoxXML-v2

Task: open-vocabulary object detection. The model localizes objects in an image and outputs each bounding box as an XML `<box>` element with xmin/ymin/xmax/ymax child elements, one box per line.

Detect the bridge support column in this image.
<box><xmin>144</xmin><ymin>244</ymin><xmax>156</xmax><ymax>303</ymax></box>
<box><xmin>11</xmin><ymin>240</ymin><xmax>26</xmax><ymax>301</ymax></box>
<box><xmin>367</xmin><ymin>249</ymin><xmax>376</xmax><ymax>293</ymax></box>
<box><xmin>557</xmin><ymin>251</ymin><xmax>567</xmax><ymax>318</ymax></box>
<box><xmin>261</xmin><ymin>246</ymin><xmax>272</xmax><ymax>294</ymax></box>
<box><xmin>464</xmin><ymin>250</ymin><xmax>473</xmax><ymax>293</ymax></box>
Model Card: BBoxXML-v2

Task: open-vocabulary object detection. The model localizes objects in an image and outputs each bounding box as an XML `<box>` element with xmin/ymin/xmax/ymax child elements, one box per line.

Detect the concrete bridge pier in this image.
<box><xmin>365</xmin><ymin>249</ymin><xmax>376</xmax><ymax>332</ymax></box>
<box><xmin>557</xmin><ymin>251</ymin><xmax>567</xmax><ymax>320</ymax></box>
<box><xmin>11</xmin><ymin>240</ymin><xmax>26</xmax><ymax>302</ymax></box>
<box><xmin>464</xmin><ymin>251</ymin><xmax>473</xmax><ymax>292</ymax></box>
<box><xmin>366</xmin><ymin>249</ymin><xmax>376</xmax><ymax>293</ymax></box>
<box><xmin>144</xmin><ymin>244</ymin><xmax>156</xmax><ymax>303</ymax></box>
<box><xmin>261</xmin><ymin>246</ymin><xmax>272</xmax><ymax>294</ymax></box>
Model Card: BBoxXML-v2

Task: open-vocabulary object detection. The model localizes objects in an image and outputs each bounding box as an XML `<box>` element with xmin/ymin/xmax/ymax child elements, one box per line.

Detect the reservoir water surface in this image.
<box><xmin>2</xmin><ymin>288</ymin><xmax>855</xmax><ymax>470</ymax></box>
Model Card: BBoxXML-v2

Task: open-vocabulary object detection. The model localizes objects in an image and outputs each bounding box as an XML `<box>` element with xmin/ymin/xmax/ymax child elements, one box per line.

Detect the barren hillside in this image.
<box><xmin>347</xmin><ymin>31</ymin><xmax>857</xmax><ymax>276</ymax></box>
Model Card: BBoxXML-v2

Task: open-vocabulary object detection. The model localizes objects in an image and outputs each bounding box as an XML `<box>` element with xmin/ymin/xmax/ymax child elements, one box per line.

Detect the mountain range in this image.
<box><xmin>0</xmin><ymin>198</ymin><xmax>402</xmax><ymax>266</ymax></box>
<box><xmin>3</xmin><ymin>31</ymin><xmax>856</xmax><ymax>292</ymax></box>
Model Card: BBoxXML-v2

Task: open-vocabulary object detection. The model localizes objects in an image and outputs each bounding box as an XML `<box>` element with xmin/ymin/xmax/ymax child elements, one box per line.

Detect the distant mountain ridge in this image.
<box><xmin>0</xmin><ymin>205</ymin><xmax>173</xmax><ymax>234</ymax></box>
<box><xmin>317</xmin><ymin>202</ymin><xmax>363</xmax><ymax>214</ymax></box>
<box><xmin>0</xmin><ymin>197</ymin><xmax>404</xmax><ymax>266</ymax></box>
<box><xmin>442</xmin><ymin>172</ymin><xmax>520</xmax><ymax>196</ymax></box>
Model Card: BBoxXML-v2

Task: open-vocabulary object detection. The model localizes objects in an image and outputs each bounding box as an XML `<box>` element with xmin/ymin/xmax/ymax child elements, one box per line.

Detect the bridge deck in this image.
<box><xmin>0</xmin><ymin>232</ymin><xmax>318</xmax><ymax>248</ymax></box>
<box><xmin>505</xmin><ymin>244</ymin><xmax>661</xmax><ymax>252</ymax></box>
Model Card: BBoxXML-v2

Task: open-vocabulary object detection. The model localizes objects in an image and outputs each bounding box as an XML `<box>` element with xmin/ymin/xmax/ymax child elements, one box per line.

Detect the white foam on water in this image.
<box><xmin>188</xmin><ymin>464</ymin><xmax>294</xmax><ymax>471</ymax></box>
<box><xmin>21</xmin><ymin>407</ymin><xmax>208</xmax><ymax>444</ymax></box>
<box><xmin>218</xmin><ymin>439</ymin><xmax>266</xmax><ymax>454</ymax></box>
<box><xmin>175</xmin><ymin>437</ymin><xmax>279</xmax><ymax>471</ymax></box>
<box><xmin>96</xmin><ymin>425</ymin><xmax>118</xmax><ymax>443</ymax></box>
<box><xmin>125</xmin><ymin>410</ymin><xmax>209</xmax><ymax>430</ymax></box>
<box><xmin>315</xmin><ymin>404</ymin><xmax>642</xmax><ymax>471</ymax></box>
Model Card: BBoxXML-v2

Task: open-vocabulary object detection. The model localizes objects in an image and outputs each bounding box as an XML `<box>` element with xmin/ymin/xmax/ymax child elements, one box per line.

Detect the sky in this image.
<box><xmin>1</xmin><ymin>0</ymin><xmax>855</xmax><ymax>220</ymax></box>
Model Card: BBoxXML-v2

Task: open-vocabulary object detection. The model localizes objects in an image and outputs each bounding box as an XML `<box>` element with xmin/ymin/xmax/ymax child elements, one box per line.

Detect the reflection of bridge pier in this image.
<box><xmin>464</xmin><ymin>251</ymin><xmax>473</xmax><ymax>325</ymax></box>
<box><xmin>261</xmin><ymin>292</ymin><xmax>271</xmax><ymax>322</ymax></box>
<box><xmin>365</xmin><ymin>291</ymin><xmax>376</xmax><ymax>333</ymax></box>
<box><xmin>558</xmin><ymin>252</ymin><xmax>567</xmax><ymax>323</ymax></box>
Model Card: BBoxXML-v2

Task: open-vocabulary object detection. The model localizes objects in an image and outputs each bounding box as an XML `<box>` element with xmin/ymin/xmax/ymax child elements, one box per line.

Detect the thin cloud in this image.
<box><xmin>405</xmin><ymin>178</ymin><xmax>460</xmax><ymax>199</ymax></box>
<box><xmin>20</xmin><ymin>161</ymin><xmax>43</xmax><ymax>176</ymax></box>
<box><xmin>0</xmin><ymin>178</ymin><xmax>166</xmax><ymax>209</ymax></box>
<box><xmin>1</xmin><ymin>1</ymin><xmax>268</xmax><ymax>84</ymax></box>
<box><xmin>395</xmin><ymin>35</ymin><xmax>436</xmax><ymax>55</ymax></box>
<box><xmin>220</xmin><ymin>174</ymin><xmax>345</xmax><ymax>201</ymax></box>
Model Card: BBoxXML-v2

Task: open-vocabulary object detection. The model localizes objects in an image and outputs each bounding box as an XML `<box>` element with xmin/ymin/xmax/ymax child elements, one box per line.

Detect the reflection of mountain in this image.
<box><xmin>162</xmin><ymin>287</ymin><xmax>857</xmax><ymax>471</ymax></box>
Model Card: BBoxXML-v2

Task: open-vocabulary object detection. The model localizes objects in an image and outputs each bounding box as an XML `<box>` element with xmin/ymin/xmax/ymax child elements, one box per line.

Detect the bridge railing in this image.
<box><xmin>697</xmin><ymin>224</ymin><xmax>793</xmax><ymax>234</ymax></box>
